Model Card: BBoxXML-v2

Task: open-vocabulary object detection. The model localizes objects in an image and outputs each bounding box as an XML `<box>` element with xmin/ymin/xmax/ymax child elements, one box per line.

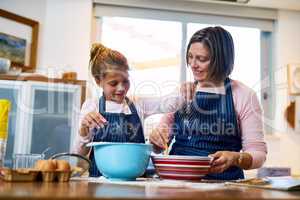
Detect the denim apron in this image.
<box><xmin>89</xmin><ymin>96</ymin><xmax>145</xmax><ymax>177</ymax></box>
<box><xmin>170</xmin><ymin>78</ymin><xmax>244</xmax><ymax>180</ymax></box>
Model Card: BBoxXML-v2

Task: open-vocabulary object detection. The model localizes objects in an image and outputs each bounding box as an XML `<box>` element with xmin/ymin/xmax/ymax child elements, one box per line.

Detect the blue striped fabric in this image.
<box><xmin>170</xmin><ymin>78</ymin><xmax>244</xmax><ymax>180</ymax></box>
<box><xmin>89</xmin><ymin>96</ymin><xmax>145</xmax><ymax>177</ymax></box>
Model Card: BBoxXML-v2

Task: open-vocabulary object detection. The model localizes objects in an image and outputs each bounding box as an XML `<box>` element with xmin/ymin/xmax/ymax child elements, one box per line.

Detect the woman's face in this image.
<box><xmin>100</xmin><ymin>70</ymin><xmax>130</xmax><ymax>103</ymax></box>
<box><xmin>187</xmin><ymin>42</ymin><xmax>210</xmax><ymax>83</ymax></box>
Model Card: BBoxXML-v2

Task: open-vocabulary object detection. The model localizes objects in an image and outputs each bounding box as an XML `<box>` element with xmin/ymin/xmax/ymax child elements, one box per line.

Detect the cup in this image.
<box><xmin>0</xmin><ymin>58</ymin><xmax>11</xmax><ymax>74</ymax></box>
<box><xmin>13</xmin><ymin>153</ymin><xmax>44</xmax><ymax>169</ymax></box>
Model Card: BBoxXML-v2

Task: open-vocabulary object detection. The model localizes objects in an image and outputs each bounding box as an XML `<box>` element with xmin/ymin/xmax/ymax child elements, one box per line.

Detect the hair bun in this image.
<box><xmin>90</xmin><ymin>43</ymin><xmax>129</xmax><ymax>80</ymax></box>
<box><xmin>90</xmin><ymin>43</ymin><xmax>110</xmax><ymax>62</ymax></box>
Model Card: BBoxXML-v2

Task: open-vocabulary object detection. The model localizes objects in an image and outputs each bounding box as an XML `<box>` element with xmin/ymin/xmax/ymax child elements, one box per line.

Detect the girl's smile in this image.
<box><xmin>100</xmin><ymin>70</ymin><xmax>130</xmax><ymax>104</ymax></box>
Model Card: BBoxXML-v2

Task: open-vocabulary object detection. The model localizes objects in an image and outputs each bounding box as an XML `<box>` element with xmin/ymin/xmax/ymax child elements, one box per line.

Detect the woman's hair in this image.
<box><xmin>186</xmin><ymin>26</ymin><xmax>234</xmax><ymax>83</ymax></box>
<box><xmin>90</xmin><ymin>43</ymin><xmax>129</xmax><ymax>81</ymax></box>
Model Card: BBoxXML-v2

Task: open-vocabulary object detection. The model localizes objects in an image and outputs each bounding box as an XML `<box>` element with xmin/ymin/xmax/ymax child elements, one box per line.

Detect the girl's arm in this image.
<box><xmin>72</xmin><ymin>99</ymin><xmax>98</xmax><ymax>156</ymax></box>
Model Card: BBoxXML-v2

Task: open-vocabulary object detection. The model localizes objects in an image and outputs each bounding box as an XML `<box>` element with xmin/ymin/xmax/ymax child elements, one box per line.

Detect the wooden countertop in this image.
<box><xmin>0</xmin><ymin>74</ymin><xmax>86</xmax><ymax>85</ymax></box>
<box><xmin>0</xmin><ymin>180</ymin><xmax>300</xmax><ymax>200</ymax></box>
<box><xmin>0</xmin><ymin>74</ymin><xmax>86</xmax><ymax>105</ymax></box>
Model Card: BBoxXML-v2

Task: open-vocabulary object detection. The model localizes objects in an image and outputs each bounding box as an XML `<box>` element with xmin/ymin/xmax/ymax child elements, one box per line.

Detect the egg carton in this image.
<box><xmin>0</xmin><ymin>168</ymin><xmax>71</xmax><ymax>182</ymax></box>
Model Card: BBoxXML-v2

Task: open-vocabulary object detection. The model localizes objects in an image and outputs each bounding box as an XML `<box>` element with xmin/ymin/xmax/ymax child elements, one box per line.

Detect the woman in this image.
<box><xmin>149</xmin><ymin>26</ymin><xmax>267</xmax><ymax>180</ymax></box>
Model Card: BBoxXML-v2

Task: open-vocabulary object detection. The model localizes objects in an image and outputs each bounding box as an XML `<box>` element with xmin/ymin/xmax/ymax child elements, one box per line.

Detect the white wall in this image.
<box><xmin>40</xmin><ymin>0</ymin><xmax>92</xmax><ymax>80</ymax></box>
<box><xmin>0</xmin><ymin>0</ymin><xmax>92</xmax><ymax>80</ymax></box>
<box><xmin>265</xmin><ymin>10</ymin><xmax>300</xmax><ymax>175</ymax></box>
<box><xmin>0</xmin><ymin>0</ymin><xmax>47</xmax><ymax>68</ymax></box>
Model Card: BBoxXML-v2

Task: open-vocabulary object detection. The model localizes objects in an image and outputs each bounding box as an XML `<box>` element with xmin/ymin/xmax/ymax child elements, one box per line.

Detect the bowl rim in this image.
<box><xmin>86</xmin><ymin>142</ymin><xmax>152</xmax><ymax>147</ymax></box>
<box><xmin>158</xmin><ymin>172</ymin><xmax>206</xmax><ymax>177</ymax></box>
<box><xmin>155</xmin><ymin>163</ymin><xmax>211</xmax><ymax>168</ymax></box>
<box><xmin>152</xmin><ymin>154</ymin><xmax>212</xmax><ymax>161</ymax></box>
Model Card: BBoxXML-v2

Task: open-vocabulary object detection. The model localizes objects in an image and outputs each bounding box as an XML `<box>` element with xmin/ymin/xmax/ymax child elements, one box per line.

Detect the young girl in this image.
<box><xmin>73</xmin><ymin>43</ymin><xmax>185</xmax><ymax>177</ymax></box>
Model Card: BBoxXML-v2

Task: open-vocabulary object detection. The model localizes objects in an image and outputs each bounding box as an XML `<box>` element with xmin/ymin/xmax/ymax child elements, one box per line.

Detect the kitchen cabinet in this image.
<box><xmin>0</xmin><ymin>79</ymin><xmax>85</xmax><ymax>167</ymax></box>
<box><xmin>0</xmin><ymin>80</ymin><xmax>22</xmax><ymax>168</ymax></box>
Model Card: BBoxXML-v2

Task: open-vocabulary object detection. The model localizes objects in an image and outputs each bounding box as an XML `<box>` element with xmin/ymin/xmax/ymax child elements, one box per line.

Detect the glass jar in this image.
<box><xmin>13</xmin><ymin>153</ymin><xmax>44</xmax><ymax>169</ymax></box>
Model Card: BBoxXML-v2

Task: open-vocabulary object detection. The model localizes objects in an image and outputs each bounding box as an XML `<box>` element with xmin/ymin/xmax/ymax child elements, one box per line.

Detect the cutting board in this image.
<box><xmin>225</xmin><ymin>177</ymin><xmax>300</xmax><ymax>191</ymax></box>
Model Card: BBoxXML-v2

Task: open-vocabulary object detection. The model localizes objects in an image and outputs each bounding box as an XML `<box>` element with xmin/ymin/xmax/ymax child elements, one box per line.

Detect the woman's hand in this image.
<box><xmin>149</xmin><ymin>127</ymin><xmax>169</xmax><ymax>151</ymax></box>
<box><xmin>80</xmin><ymin>112</ymin><xmax>107</xmax><ymax>136</ymax></box>
<box><xmin>180</xmin><ymin>82</ymin><xmax>196</xmax><ymax>101</ymax></box>
<box><xmin>208</xmin><ymin>151</ymin><xmax>240</xmax><ymax>173</ymax></box>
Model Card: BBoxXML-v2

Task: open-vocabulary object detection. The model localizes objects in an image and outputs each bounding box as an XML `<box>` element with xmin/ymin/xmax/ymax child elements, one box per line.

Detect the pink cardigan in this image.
<box><xmin>158</xmin><ymin>80</ymin><xmax>267</xmax><ymax>169</ymax></box>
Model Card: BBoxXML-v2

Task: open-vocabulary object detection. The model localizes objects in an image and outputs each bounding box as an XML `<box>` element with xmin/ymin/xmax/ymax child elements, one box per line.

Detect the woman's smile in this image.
<box><xmin>187</xmin><ymin>42</ymin><xmax>210</xmax><ymax>82</ymax></box>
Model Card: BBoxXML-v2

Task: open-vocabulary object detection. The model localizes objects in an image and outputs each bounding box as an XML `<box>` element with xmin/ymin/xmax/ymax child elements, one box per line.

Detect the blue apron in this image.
<box><xmin>170</xmin><ymin>78</ymin><xmax>244</xmax><ymax>180</ymax></box>
<box><xmin>89</xmin><ymin>96</ymin><xmax>145</xmax><ymax>177</ymax></box>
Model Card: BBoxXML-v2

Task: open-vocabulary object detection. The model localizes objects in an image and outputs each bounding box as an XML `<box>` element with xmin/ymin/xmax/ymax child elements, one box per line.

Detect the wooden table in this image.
<box><xmin>0</xmin><ymin>180</ymin><xmax>300</xmax><ymax>200</ymax></box>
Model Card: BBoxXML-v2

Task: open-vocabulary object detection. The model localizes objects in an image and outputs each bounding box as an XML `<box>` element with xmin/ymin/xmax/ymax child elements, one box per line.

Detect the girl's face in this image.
<box><xmin>187</xmin><ymin>42</ymin><xmax>211</xmax><ymax>83</ymax></box>
<box><xmin>100</xmin><ymin>70</ymin><xmax>130</xmax><ymax>104</ymax></box>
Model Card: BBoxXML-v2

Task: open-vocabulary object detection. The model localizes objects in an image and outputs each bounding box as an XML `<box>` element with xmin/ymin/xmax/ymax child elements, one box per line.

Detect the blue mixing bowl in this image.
<box><xmin>87</xmin><ymin>142</ymin><xmax>152</xmax><ymax>181</ymax></box>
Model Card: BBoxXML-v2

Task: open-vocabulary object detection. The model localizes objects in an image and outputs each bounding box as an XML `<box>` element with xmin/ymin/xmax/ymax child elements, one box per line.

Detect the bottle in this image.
<box><xmin>0</xmin><ymin>99</ymin><xmax>11</xmax><ymax>167</ymax></box>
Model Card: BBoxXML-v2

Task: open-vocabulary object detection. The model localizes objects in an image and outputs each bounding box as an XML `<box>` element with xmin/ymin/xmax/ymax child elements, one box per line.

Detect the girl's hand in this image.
<box><xmin>208</xmin><ymin>151</ymin><xmax>240</xmax><ymax>174</ymax></box>
<box><xmin>149</xmin><ymin>127</ymin><xmax>169</xmax><ymax>151</ymax></box>
<box><xmin>180</xmin><ymin>82</ymin><xmax>196</xmax><ymax>101</ymax></box>
<box><xmin>80</xmin><ymin>112</ymin><xmax>107</xmax><ymax>136</ymax></box>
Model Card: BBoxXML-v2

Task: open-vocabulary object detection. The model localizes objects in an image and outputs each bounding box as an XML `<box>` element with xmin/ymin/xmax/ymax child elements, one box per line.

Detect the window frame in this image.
<box><xmin>93</xmin><ymin>3</ymin><xmax>275</xmax><ymax>131</ymax></box>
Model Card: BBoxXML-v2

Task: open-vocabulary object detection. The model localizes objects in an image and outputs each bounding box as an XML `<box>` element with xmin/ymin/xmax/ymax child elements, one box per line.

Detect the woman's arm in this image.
<box><xmin>210</xmin><ymin>83</ymin><xmax>267</xmax><ymax>173</ymax></box>
<box><xmin>149</xmin><ymin>113</ymin><xmax>175</xmax><ymax>152</ymax></box>
<box><xmin>132</xmin><ymin>94</ymin><xmax>182</xmax><ymax>118</ymax></box>
<box><xmin>133</xmin><ymin>82</ymin><xmax>195</xmax><ymax>118</ymax></box>
<box><xmin>238</xmin><ymin>88</ymin><xmax>267</xmax><ymax>169</ymax></box>
<box><xmin>209</xmin><ymin>151</ymin><xmax>253</xmax><ymax>173</ymax></box>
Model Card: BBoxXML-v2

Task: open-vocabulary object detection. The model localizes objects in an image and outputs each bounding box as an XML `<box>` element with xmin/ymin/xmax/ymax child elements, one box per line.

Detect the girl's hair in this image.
<box><xmin>186</xmin><ymin>26</ymin><xmax>234</xmax><ymax>83</ymax></box>
<box><xmin>90</xmin><ymin>43</ymin><xmax>129</xmax><ymax>81</ymax></box>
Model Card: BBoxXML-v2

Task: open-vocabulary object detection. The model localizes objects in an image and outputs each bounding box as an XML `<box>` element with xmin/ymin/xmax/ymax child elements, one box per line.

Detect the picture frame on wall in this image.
<box><xmin>0</xmin><ymin>8</ymin><xmax>39</xmax><ymax>72</ymax></box>
<box><xmin>287</xmin><ymin>63</ymin><xmax>300</xmax><ymax>95</ymax></box>
<box><xmin>0</xmin><ymin>32</ymin><xmax>26</xmax><ymax>67</ymax></box>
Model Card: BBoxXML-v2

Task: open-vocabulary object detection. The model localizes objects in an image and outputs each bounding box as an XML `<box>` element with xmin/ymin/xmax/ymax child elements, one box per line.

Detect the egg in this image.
<box><xmin>35</xmin><ymin>160</ymin><xmax>47</xmax><ymax>170</ymax></box>
<box><xmin>40</xmin><ymin>159</ymin><xmax>57</xmax><ymax>171</ymax></box>
<box><xmin>56</xmin><ymin>160</ymin><xmax>71</xmax><ymax>171</ymax></box>
<box><xmin>34</xmin><ymin>159</ymin><xmax>70</xmax><ymax>172</ymax></box>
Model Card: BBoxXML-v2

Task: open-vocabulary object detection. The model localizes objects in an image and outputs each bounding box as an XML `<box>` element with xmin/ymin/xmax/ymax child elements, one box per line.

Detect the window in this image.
<box><xmin>93</xmin><ymin>4</ymin><xmax>274</xmax><ymax>135</ymax></box>
<box><xmin>98</xmin><ymin>17</ymin><xmax>183</xmax><ymax>138</ymax></box>
<box><xmin>100</xmin><ymin>17</ymin><xmax>182</xmax><ymax>97</ymax></box>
